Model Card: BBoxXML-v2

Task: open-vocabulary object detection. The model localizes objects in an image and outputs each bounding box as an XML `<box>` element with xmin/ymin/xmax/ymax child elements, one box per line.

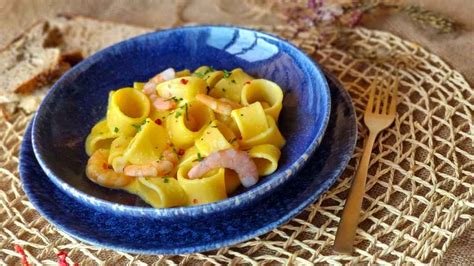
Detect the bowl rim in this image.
<box><xmin>32</xmin><ymin>25</ymin><xmax>331</xmax><ymax>217</ymax></box>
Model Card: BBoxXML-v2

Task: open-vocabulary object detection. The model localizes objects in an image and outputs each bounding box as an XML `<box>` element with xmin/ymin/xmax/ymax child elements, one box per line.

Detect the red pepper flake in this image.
<box><xmin>57</xmin><ymin>251</ymin><xmax>70</xmax><ymax>266</ymax></box>
<box><xmin>154</xmin><ymin>118</ymin><xmax>162</xmax><ymax>125</ymax></box>
<box><xmin>245</xmin><ymin>81</ymin><xmax>251</xmax><ymax>85</ymax></box>
<box><xmin>14</xmin><ymin>245</ymin><xmax>30</xmax><ymax>266</ymax></box>
<box><xmin>192</xmin><ymin>199</ymin><xmax>198</xmax><ymax>204</ymax></box>
<box><xmin>102</xmin><ymin>163</ymin><xmax>108</xmax><ymax>170</ymax></box>
<box><xmin>180</xmin><ymin>79</ymin><xmax>188</xmax><ymax>85</ymax></box>
<box><xmin>178</xmin><ymin>149</ymin><xmax>185</xmax><ymax>156</ymax></box>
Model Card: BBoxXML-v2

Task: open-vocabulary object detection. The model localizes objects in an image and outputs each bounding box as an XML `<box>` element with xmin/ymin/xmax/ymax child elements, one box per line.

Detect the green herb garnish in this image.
<box><xmin>193</xmin><ymin>153</ymin><xmax>204</xmax><ymax>162</ymax></box>
<box><xmin>132</xmin><ymin>120</ymin><xmax>147</xmax><ymax>132</ymax></box>
<box><xmin>184</xmin><ymin>103</ymin><xmax>189</xmax><ymax>121</ymax></box>
<box><xmin>223</xmin><ymin>70</ymin><xmax>231</xmax><ymax>78</ymax></box>
<box><xmin>231</xmin><ymin>79</ymin><xmax>236</xmax><ymax>84</ymax></box>
<box><xmin>165</xmin><ymin>96</ymin><xmax>180</xmax><ymax>103</ymax></box>
<box><xmin>175</xmin><ymin>112</ymin><xmax>182</xmax><ymax>118</ymax></box>
<box><xmin>163</xmin><ymin>178</ymin><xmax>169</xmax><ymax>183</ymax></box>
<box><xmin>114</xmin><ymin>127</ymin><xmax>119</xmax><ymax>133</ymax></box>
<box><xmin>195</xmin><ymin>66</ymin><xmax>215</xmax><ymax>78</ymax></box>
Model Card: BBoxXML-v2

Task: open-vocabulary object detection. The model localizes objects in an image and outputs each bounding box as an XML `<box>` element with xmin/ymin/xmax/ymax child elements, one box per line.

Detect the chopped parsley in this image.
<box><xmin>193</xmin><ymin>153</ymin><xmax>204</xmax><ymax>162</ymax></box>
<box><xmin>231</xmin><ymin>79</ymin><xmax>236</xmax><ymax>84</ymax></box>
<box><xmin>114</xmin><ymin>127</ymin><xmax>119</xmax><ymax>133</ymax></box>
<box><xmin>222</xmin><ymin>88</ymin><xmax>226</xmax><ymax>92</ymax></box>
<box><xmin>223</xmin><ymin>70</ymin><xmax>231</xmax><ymax>78</ymax></box>
<box><xmin>211</xmin><ymin>125</ymin><xmax>218</xmax><ymax>128</ymax></box>
<box><xmin>132</xmin><ymin>124</ymin><xmax>141</xmax><ymax>131</ymax></box>
<box><xmin>132</xmin><ymin>120</ymin><xmax>147</xmax><ymax>132</ymax></box>
<box><xmin>240</xmin><ymin>114</ymin><xmax>244</xmax><ymax>117</ymax></box>
<box><xmin>175</xmin><ymin>112</ymin><xmax>182</xmax><ymax>118</ymax></box>
<box><xmin>195</xmin><ymin>66</ymin><xmax>215</xmax><ymax>78</ymax></box>
<box><xmin>163</xmin><ymin>178</ymin><xmax>169</xmax><ymax>183</ymax></box>
<box><xmin>185</xmin><ymin>103</ymin><xmax>189</xmax><ymax>121</ymax></box>
<box><xmin>165</xmin><ymin>96</ymin><xmax>180</xmax><ymax>103</ymax></box>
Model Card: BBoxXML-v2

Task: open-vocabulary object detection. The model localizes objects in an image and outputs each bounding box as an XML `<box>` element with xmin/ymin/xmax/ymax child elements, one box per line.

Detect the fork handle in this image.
<box><xmin>334</xmin><ymin>131</ymin><xmax>378</xmax><ymax>254</ymax></box>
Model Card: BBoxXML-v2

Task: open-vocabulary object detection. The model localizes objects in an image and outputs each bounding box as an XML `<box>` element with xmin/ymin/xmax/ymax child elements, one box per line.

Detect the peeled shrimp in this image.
<box><xmin>124</xmin><ymin>160</ymin><xmax>174</xmax><ymax>177</ymax></box>
<box><xmin>196</xmin><ymin>94</ymin><xmax>240</xmax><ymax>115</ymax></box>
<box><xmin>219</xmin><ymin>98</ymin><xmax>242</xmax><ymax>109</ymax></box>
<box><xmin>143</xmin><ymin>68</ymin><xmax>176</xmax><ymax>110</ymax></box>
<box><xmin>86</xmin><ymin>149</ymin><xmax>134</xmax><ymax>188</ymax></box>
<box><xmin>188</xmin><ymin>148</ymin><xmax>258</xmax><ymax>187</ymax></box>
<box><xmin>123</xmin><ymin>148</ymin><xmax>178</xmax><ymax>177</ymax></box>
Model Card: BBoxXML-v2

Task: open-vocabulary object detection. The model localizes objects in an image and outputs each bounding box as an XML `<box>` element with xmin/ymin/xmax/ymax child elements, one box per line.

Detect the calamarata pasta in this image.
<box><xmin>85</xmin><ymin>66</ymin><xmax>285</xmax><ymax>208</ymax></box>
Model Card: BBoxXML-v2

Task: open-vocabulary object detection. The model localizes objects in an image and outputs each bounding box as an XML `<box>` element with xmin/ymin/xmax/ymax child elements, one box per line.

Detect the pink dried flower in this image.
<box><xmin>339</xmin><ymin>9</ymin><xmax>363</xmax><ymax>27</ymax></box>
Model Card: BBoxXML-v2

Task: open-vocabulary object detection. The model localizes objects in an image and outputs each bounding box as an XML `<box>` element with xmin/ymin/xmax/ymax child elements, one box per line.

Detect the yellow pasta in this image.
<box><xmin>84</xmin><ymin>66</ymin><xmax>286</xmax><ymax>209</ymax></box>
<box><xmin>215</xmin><ymin>112</ymin><xmax>241</xmax><ymax>137</ymax></box>
<box><xmin>241</xmin><ymin>79</ymin><xmax>284</xmax><ymax>121</ymax></box>
<box><xmin>194</xmin><ymin>66</ymin><xmax>224</xmax><ymax>88</ymax></box>
<box><xmin>133</xmin><ymin>82</ymin><xmax>145</xmax><ymax>91</ymax></box>
<box><xmin>123</xmin><ymin>118</ymin><xmax>168</xmax><ymax>164</ymax></box>
<box><xmin>231</xmin><ymin>102</ymin><xmax>268</xmax><ymax>139</ymax></box>
<box><xmin>166</xmin><ymin>101</ymin><xmax>215</xmax><ymax>149</ymax></box>
<box><xmin>85</xmin><ymin>119</ymin><xmax>117</xmax><ymax>156</ymax></box>
<box><xmin>210</xmin><ymin>68</ymin><xmax>254</xmax><ymax>103</ymax></box>
<box><xmin>108</xmin><ymin>136</ymin><xmax>132</xmax><ymax>172</ymax></box>
<box><xmin>176</xmin><ymin>69</ymin><xmax>191</xmax><ymax>77</ymax></box>
<box><xmin>177</xmin><ymin>163</ymin><xmax>227</xmax><ymax>205</ymax></box>
<box><xmin>195</xmin><ymin>120</ymin><xmax>238</xmax><ymax>156</ymax></box>
<box><xmin>239</xmin><ymin>115</ymin><xmax>286</xmax><ymax>149</ymax></box>
<box><xmin>248</xmin><ymin>144</ymin><xmax>281</xmax><ymax>176</ymax></box>
<box><xmin>156</xmin><ymin>77</ymin><xmax>207</xmax><ymax>102</ymax></box>
<box><xmin>178</xmin><ymin>146</ymin><xmax>199</xmax><ymax>167</ymax></box>
<box><xmin>124</xmin><ymin>177</ymin><xmax>188</xmax><ymax>208</ymax></box>
<box><xmin>106</xmin><ymin>88</ymin><xmax>150</xmax><ymax>137</ymax></box>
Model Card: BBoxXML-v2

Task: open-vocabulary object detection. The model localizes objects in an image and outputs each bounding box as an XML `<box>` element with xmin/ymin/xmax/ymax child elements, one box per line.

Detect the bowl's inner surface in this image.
<box><xmin>34</xmin><ymin>26</ymin><xmax>329</xmax><ymax>206</ymax></box>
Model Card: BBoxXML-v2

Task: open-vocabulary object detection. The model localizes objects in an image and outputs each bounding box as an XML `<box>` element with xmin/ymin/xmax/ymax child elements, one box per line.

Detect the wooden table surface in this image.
<box><xmin>0</xmin><ymin>0</ymin><xmax>472</xmax><ymax>264</ymax></box>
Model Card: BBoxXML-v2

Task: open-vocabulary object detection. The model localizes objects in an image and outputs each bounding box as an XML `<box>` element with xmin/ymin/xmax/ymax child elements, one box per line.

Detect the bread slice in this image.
<box><xmin>57</xmin><ymin>15</ymin><xmax>151</xmax><ymax>57</ymax></box>
<box><xmin>0</xmin><ymin>15</ymin><xmax>151</xmax><ymax>115</ymax></box>
<box><xmin>0</xmin><ymin>21</ymin><xmax>63</xmax><ymax>94</ymax></box>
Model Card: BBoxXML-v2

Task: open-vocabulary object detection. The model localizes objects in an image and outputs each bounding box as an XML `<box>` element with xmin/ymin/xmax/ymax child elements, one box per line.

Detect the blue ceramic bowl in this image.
<box><xmin>32</xmin><ymin>26</ymin><xmax>330</xmax><ymax>217</ymax></box>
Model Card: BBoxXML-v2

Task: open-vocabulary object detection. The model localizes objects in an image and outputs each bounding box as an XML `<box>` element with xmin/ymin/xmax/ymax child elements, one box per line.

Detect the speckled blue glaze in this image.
<box><xmin>20</xmin><ymin>74</ymin><xmax>356</xmax><ymax>254</ymax></box>
<box><xmin>32</xmin><ymin>26</ymin><xmax>331</xmax><ymax>216</ymax></box>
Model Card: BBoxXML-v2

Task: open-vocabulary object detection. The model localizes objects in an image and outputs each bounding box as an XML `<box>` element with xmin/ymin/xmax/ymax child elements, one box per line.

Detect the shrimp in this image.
<box><xmin>86</xmin><ymin>149</ymin><xmax>134</xmax><ymax>188</ymax></box>
<box><xmin>219</xmin><ymin>98</ymin><xmax>242</xmax><ymax>109</ymax></box>
<box><xmin>188</xmin><ymin>148</ymin><xmax>259</xmax><ymax>187</ymax></box>
<box><xmin>123</xmin><ymin>148</ymin><xmax>178</xmax><ymax>177</ymax></box>
<box><xmin>196</xmin><ymin>94</ymin><xmax>240</xmax><ymax>115</ymax></box>
<box><xmin>124</xmin><ymin>160</ymin><xmax>174</xmax><ymax>177</ymax></box>
<box><xmin>143</xmin><ymin>68</ymin><xmax>176</xmax><ymax>110</ymax></box>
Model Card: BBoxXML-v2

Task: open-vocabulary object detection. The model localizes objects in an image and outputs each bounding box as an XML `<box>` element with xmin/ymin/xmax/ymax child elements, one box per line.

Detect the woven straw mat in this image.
<box><xmin>0</xmin><ymin>25</ymin><xmax>473</xmax><ymax>265</ymax></box>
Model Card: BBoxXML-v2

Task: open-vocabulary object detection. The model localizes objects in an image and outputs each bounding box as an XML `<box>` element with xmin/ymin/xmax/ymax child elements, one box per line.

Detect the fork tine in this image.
<box><xmin>374</xmin><ymin>82</ymin><xmax>384</xmax><ymax>114</ymax></box>
<box><xmin>389</xmin><ymin>75</ymin><xmax>399</xmax><ymax>115</ymax></box>
<box><xmin>365</xmin><ymin>78</ymin><xmax>378</xmax><ymax>113</ymax></box>
<box><xmin>382</xmin><ymin>79</ymin><xmax>390</xmax><ymax>114</ymax></box>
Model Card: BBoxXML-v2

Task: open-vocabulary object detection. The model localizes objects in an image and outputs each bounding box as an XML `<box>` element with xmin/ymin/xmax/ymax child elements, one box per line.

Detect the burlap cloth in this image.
<box><xmin>1</xmin><ymin>0</ymin><xmax>473</xmax><ymax>265</ymax></box>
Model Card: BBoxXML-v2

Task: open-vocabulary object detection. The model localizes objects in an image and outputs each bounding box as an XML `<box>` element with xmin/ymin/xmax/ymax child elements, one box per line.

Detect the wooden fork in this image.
<box><xmin>333</xmin><ymin>76</ymin><xmax>398</xmax><ymax>254</ymax></box>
